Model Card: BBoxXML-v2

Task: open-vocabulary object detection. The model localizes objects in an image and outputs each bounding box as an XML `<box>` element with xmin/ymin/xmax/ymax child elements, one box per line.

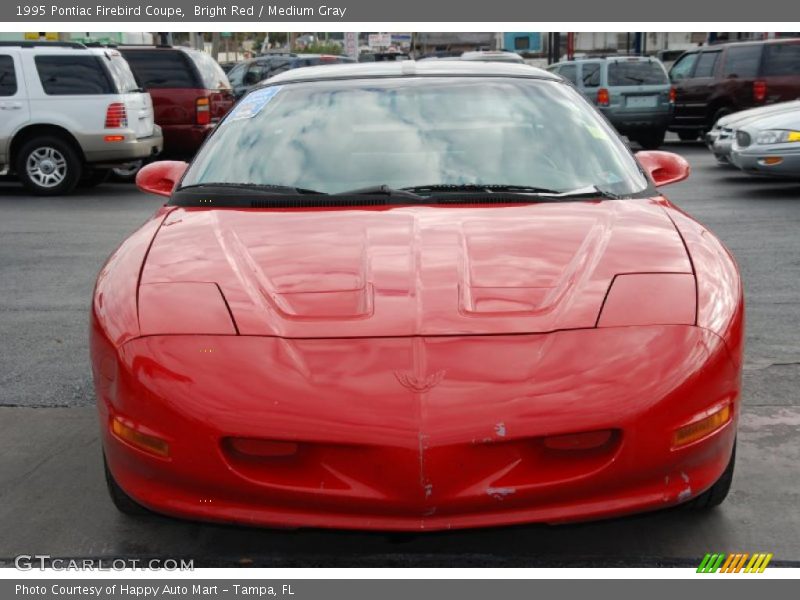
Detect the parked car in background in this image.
<box><xmin>119</xmin><ymin>45</ymin><xmax>234</xmax><ymax>159</ymax></box>
<box><xmin>228</xmin><ymin>53</ymin><xmax>356</xmax><ymax>98</ymax></box>
<box><xmin>460</xmin><ymin>50</ymin><xmax>525</xmax><ymax>63</ymax></box>
<box><xmin>549</xmin><ymin>56</ymin><xmax>673</xmax><ymax>149</ymax></box>
<box><xmin>705</xmin><ymin>100</ymin><xmax>800</xmax><ymax>164</ymax></box>
<box><xmin>730</xmin><ymin>106</ymin><xmax>800</xmax><ymax>178</ymax></box>
<box><xmin>0</xmin><ymin>41</ymin><xmax>162</xmax><ymax>195</ymax></box>
<box><xmin>669</xmin><ymin>38</ymin><xmax>800</xmax><ymax>141</ymax></box>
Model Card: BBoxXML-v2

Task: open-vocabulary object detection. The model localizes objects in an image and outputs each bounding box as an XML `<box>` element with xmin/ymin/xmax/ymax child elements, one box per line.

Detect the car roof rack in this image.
<box><xmin>0</xmin><ymin>41</ymin><xmax>86</xmax><ymax>49</ymax></box>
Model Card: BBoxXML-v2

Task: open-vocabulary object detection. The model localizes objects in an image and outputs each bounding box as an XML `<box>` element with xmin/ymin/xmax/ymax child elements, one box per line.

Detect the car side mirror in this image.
<box><xmin>135</xmin><ymin>161</ymin><xmax>189</xmax><ymax>197</ymax></box>
<box><xmin>635</xmin><ymin>150</ymin><xmax>691</xmax><ymax>187</ymax></box>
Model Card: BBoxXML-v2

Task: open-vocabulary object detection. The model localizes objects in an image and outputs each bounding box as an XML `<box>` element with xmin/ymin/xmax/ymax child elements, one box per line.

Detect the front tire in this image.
<box><xmin>677</xmin><ymin>130</ymin><xmax>699</xmax><ymax>142</ymax></box>
<box><xmin>15</xmin><ymin>136</ymin><xmax>82</xmax><ymax>196</ymax></box>
<box><xmin>104</xmin><ymin>455</ymin><xmax>151</xmax><ymax>516</ymax></box>
<box><xmin>686</xmin><ymin>441</ymin><xmax>736</xmax><ymax>510</ymax></box>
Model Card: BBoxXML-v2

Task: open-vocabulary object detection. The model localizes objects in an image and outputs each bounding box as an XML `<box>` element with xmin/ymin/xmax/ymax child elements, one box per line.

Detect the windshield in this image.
<box><xmin>181</xmin><ymin>77</ymin><xmax>649</xmax><ymax>197</ymax></box>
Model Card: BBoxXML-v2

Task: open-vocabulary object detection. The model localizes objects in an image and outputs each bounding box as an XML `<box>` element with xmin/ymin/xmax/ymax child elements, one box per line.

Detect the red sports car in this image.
<box><xmin>91</xmin><ymin>61</ymin><xmax>743</xmax><ymax>531</ymax></box>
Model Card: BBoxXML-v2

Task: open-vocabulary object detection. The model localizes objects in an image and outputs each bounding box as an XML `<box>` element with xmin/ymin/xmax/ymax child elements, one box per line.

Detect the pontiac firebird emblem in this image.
<box><xmin>394</xmin><ymin>369</ymin><xmax>446</xmax><ymax>393</ymax></box>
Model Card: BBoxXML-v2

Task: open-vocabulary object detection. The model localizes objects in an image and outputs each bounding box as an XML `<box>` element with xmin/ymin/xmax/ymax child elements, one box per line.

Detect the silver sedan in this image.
<box><xmin>706</xmin><ymin>100</ymin><xmax>800</xmax><ymax>166</ymax></box>
<box><xmin>730</xmin><ymin>107</ymin><xmax>800</xmax><ymax>179</ymax></box>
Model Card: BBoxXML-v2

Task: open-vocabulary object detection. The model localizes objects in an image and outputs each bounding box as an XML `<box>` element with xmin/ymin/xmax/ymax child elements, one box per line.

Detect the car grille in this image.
<box><xmin>736</xmin><ymin>130</ymin><xmax>752</xmax><ymax>148</ymax></box>
<box><xmin>720</xmin><ymin>127</ymin><xmax>733</xmax><ymax>140</ymax></box>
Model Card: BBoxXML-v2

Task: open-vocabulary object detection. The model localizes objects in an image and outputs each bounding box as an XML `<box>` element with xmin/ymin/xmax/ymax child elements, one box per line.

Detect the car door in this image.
<box><xmin>0</xmin><ymin>50</ymin><xmax>31</xmax><ymax>169</ymax></box>
<box><xmin>28</xmin><ymin>52</ymin><xmax>117</xmax><ymax>139</ymax></box>
<box><xmin>677</xmin><ymin>50</ymin><xmax>721</xmax><ymax>129</ymax></box>
<box><xmin>668</xmin><ymin>52</ymin><xmax>699</xmax><ymax>128</ymax></box>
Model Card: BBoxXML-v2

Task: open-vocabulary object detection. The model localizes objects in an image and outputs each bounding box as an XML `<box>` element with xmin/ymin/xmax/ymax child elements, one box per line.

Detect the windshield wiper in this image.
<box><xmin>401</xmin><ymin>183</ymin><xmax>564</xmax><ymax>195</ymax></box>
<box><xmin>179</xmin><ymin>182</ymin><xmax>324</xmax><ymax>195</ymax></box>
<box><xmin>400</xmin><ymin>183</ymin><xmax>623</xmax><ymax>199</ymax></box>
<box><xmin>333</xmin><ymin>185</ymin><xmax>426</xmax><ymax>201</ymax></box>
<box><xmin>550</xmin><ymin>185</ymin><xmax>623</xmax><ymax>200</ymax></box>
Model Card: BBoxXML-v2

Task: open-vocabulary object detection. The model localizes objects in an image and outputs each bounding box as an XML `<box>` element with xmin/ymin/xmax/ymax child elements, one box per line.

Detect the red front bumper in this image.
<box><xmin>94</xmin><ymin>325</ymin><xmax>739</xmax><ymax>531</ymax></box>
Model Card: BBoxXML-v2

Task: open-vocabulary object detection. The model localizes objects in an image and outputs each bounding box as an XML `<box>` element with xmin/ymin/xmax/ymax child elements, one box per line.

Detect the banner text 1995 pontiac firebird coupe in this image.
<box><xmin>91</xmin><ymin>62</ymin><xmax>743</xmax><ymax>531</ymax></box>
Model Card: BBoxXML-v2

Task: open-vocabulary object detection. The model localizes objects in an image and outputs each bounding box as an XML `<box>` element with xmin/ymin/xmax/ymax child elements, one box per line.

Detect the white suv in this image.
<box><xmin>0</xmin><ymin>42</ymin><xmax>163</xmax><ymax>195</ymax></box>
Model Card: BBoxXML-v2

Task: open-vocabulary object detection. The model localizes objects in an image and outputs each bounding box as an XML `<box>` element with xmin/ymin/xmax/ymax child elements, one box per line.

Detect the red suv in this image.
<box><xmin>119</xmin><ymin>46</ymin><xmax>234</xmax><ymax>158</ymax></box>
<box><xmin>669</xmin><ymin>38</ymin><xmax>800</xmax><ymax>140</ymax></box>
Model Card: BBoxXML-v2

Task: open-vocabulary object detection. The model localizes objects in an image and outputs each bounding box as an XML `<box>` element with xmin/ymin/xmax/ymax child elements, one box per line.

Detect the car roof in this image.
<box><xmin>265</xmin><ymin>60</ymin><xmax>557</xmax><ymax>85</ymax></box>
<box><xmin>697</xmin><ymin>37</ymin><xmax>800</xmax><ymax>52</ymax></box>
<box><xmin>554</xmin><ymin>56</ymin><xmax>658</xmax><ymax>65</ymax></box>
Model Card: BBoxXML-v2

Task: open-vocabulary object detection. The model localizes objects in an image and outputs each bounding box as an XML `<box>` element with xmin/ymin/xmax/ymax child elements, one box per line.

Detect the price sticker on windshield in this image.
<box><xmin>229</xmin><ymin>86</ymin><xmax>283</xmax><ymax>121</ymax></box>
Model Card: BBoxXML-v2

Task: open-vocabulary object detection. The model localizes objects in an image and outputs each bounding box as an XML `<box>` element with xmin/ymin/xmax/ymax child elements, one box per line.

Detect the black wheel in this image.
<box><xmin>104</xmin><ymin>455</ymin><xmax>151</xmax><ymax>516</ymax></box>
<box><xmin>15</xmin><ymin>135</ymin><xmax>82</xmax><ymax>196</ymax></box>
<box><xmin>78</xmin><ymin>168</ymin><xmax>110</xmax><ymax>188</ymax></box>
<box><xmin>677</xmin><ymin>131</ymin><xmax>699</xmax><ymax>142</ymax></box>
<box><xmin>636</xmin><ymin>130</ymin><xmax>667</xmax><ymax>150</ymax></box>
<box><xmin>685</xmin><ymin>441</ymin><xmax>736</xmax><ymax>510</ymax></box>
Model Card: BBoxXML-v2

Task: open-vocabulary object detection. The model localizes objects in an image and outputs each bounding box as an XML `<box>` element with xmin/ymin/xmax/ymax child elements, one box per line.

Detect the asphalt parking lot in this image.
<box><xmin>1</xmin><ymin>140</ymin><xmax>799</xmax><ymax>567</ymax></box>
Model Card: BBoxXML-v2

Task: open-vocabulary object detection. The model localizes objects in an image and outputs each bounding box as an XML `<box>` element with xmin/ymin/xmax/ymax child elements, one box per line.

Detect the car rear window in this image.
<box><xmin>104</xmin><ymin>52</ymin><xmax>140</xmax><ymax>93</ymax></box>
<box><xmin>35</xmin><ymin>55</ymin><xmax>113</xmax><ymax>95</ymax></box>
<box><xmin>607</xmin><ymin>61</ymin><xmax>667</xmax><ymax>86</ymax></box>
<box><xmin>558</xmin><ymin>64</ymin><xmax>578</xmax><ymax>84</ymax></box>
<box><xmin>581</xmin><ymin>63</ymin><xmax>601</xmax><ymax>87</ymax></box>
<box><xmin>762</xmin><ymin>43</ymin><xmax>800</xmax><ymax>76</ymax></box>
<box><xmin>121</xmin><ymin>49</ymin><xmax>199</xmax><ymax>89</ymax></box>
<box><xmin>722</xmin><ymin>45</ymin><xmax>763</xmax><ymax>78</ymax></box>
<box><xmin>186</xmin><ymin>50</ymin><xmax>231</xmax><ymax>90</ymax></box>
<box><xmin>0</xmin><ymin>55</ymin><xmax>16</xmax><ymax>96</ymax></box>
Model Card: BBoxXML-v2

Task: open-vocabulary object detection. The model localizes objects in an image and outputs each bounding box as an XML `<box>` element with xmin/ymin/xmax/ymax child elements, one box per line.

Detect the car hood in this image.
<box><xmin>140</xmin><ymin>199</ymin><xmax>692</xmax><ymax>337</ymax></box>
<box><xmin>719</xmin><ymin>100</ymin><xmax>800</xmax><ymax>128</ymax></box>
<box><xmin>738</xmin><ymin>106</ymin><xmax>800</xmax><ymax>133</ymax></box>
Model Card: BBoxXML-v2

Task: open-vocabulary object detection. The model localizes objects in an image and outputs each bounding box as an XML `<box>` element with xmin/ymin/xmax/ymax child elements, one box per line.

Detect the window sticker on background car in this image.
<box><xmin>229</xmin><ymin>86</ymin><xmax>283</xmax><ymax>121</ymax></box>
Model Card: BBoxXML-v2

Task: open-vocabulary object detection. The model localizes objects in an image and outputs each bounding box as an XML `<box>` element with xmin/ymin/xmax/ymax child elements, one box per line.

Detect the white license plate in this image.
<box><xmin>626</xmin><ymin>95</ymin><xmax>658</xmax><ymax>108</ymax></box>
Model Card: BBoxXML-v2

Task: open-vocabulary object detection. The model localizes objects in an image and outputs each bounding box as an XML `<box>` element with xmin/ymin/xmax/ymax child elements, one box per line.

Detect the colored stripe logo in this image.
<box><xmin>697</xmin><ymin>552</ymin><xmax>773</xmax><ymax>573</ymax></box>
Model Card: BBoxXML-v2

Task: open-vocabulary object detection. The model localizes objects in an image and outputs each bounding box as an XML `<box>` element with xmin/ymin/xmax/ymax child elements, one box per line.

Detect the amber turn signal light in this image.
<box><xmin>672</xmin><ymin>404</ymin><xmax>732</xmax><ymax>448</ymax></box>
<box><xmin>111</xmin><ymin>416</ymin><xmax>170</xmax><ymax>457</ymax></box>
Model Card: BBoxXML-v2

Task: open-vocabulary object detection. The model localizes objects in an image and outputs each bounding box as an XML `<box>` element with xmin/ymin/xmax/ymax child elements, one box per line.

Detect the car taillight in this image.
<box><xmin>669</xmin><ymin>86</ymin><xmax>677</xmax><ymax>104</ymax></box>
<box><xmin>597</xmin><ymin>88</ymin><xmax>610</xmax><ymax>107</ymax></box>
<box><xmin>104</xmin><ymin>102</ymin><xmax>127</xmax><ymax>128</ymax></box>
<box><xmin>753</xmin><ymin>80</ymin><xmax>767</xmax><ymax>103</ymax></box>
<box><xmin>196</xmin><ymin>97</ymin><xmax>211</xmax><ymax>125</ymax></box>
